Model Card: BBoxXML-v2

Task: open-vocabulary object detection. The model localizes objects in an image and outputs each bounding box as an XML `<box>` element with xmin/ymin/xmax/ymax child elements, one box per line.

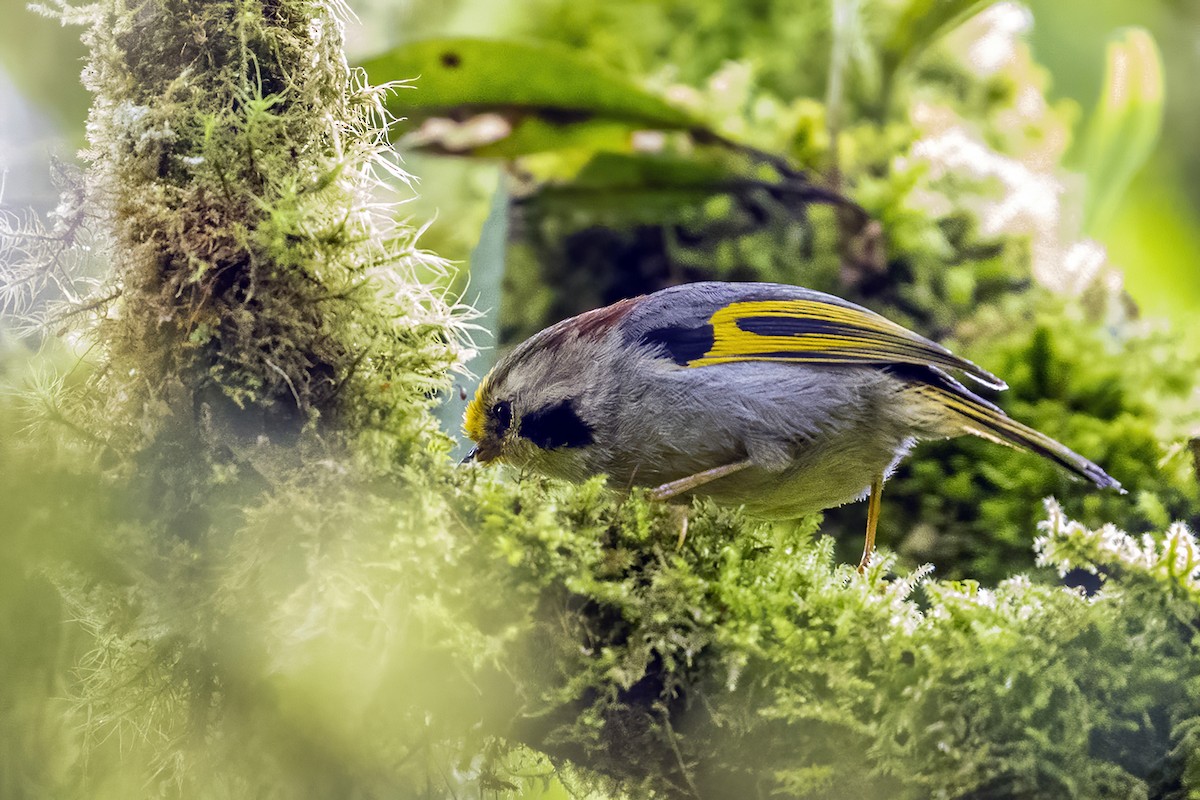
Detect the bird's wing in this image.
<box><xmin>636</xmin><ymin>289</ymin><xmax>1005</xmax><ymax>389</ymax></box>
<box><xmin>909</xmin><ymin>369</ymin><xmax>1121</xmax><ymax>490</ymax></box>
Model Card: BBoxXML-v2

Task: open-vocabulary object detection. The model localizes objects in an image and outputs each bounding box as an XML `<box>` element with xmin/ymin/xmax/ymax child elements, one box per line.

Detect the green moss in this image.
<box><xmin>8</xmin><ymin>383</ymin><xmax>1200</xmax><ymax>796</ymax></box>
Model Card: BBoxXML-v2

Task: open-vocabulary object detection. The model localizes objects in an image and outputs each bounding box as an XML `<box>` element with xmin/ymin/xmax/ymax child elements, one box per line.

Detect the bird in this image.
<box><xmin>462</xmin><ymin>281</ymin><xmax>1122</xmax><ymax>571</ymax></box>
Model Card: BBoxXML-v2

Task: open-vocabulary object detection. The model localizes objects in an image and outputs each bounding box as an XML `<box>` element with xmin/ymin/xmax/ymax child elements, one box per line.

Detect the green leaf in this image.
<box><xmin>518</xmin><ymin>151</ymin><xmax>742</xmax><ymax>221</ymax></box>
<box><xmin>401</xmin><ymin>113</ymin><xmax>639</xmax><ymax>158</ymax></box>
<box><xmin>518</xmin><ymin>151</ymin><xmax>846</xmax><ymax>225</ymax></box>
<box><xmin>553</xmin><ymin>150</ymin><xmax>739</xmax><ymax>193</ymax></box>
<box><xmin>880</xmin><ymin>0</ymin><xmax>994</xmax><ymax>85</ymax></box>
<box><xmin>1079</xmin><ymin>28</ymin><xmax>1165</xmax><ymax>234</ymax></box>
<box><xmin>357</xmin><ymin>37</ymin><xmax>707</xmax><ymax>157</ymax></box>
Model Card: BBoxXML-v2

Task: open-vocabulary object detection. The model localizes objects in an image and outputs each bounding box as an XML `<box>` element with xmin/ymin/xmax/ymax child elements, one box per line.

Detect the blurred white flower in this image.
<box><xmin>960</xmin><ymin>2</ymin><xmax>1034</xmax><ymax>76</ymax></box>
<box><xmin>631</xmin><ymin>130</ymin><xmax>667</xmax><ymax>153</ymax></box>
<box><xmin>1056</xmin><ymin>239</ymin><xmax>1108</xmax><ymax>295</ymax></box>
<box><xmin>401</xmin><ymin>113</ymin><xmax>511</xmax><ymax>153</ymax></box>
<box><xmin>900</xmin><ymin>126</ymin><xmax>1112</xmax><ymax>295</ymax></box>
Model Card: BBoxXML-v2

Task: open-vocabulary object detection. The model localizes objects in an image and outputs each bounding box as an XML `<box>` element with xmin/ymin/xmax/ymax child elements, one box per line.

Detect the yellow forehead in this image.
<box><xmin>463</xmin><ymin>376</ymin><xmax>491</xmax><ymax>442</ymax></box>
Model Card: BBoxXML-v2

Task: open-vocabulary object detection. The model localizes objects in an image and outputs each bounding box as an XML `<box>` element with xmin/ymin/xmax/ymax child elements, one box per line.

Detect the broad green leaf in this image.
<box><xmin>517</xmin><ymin>151</ymin><xmax>845</xmax><ymax>225</ymax></box>
<box><xmin>1079</xmin><ymin>28</ymin><xmax>1165</xmax><ymax>234</ymax></box>
<box><xmin>518</xmin><ymin>151</ymin><xmax>743</xmax><ymax>221</ymax></box>
<box><xmin>357</xmin><ymin>37</ymin><xmax>708</xmax><ymax>157</ymax></box>
<box><xmin>402</xmin><ymin>112</ymin><xmax>639</xmax><ymax>158</ymax></box>
<box><xmin>561</xmin><ymin>151</ymin><xmax>742</xmax><ymax>193</ymax></box>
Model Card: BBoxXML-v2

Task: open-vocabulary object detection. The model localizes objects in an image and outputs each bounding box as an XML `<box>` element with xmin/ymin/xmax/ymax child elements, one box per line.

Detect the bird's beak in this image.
<box><xmin>464</xmin><ymin>438</ymin><xmax>504</xmax><ymax>464</ymax></box>
<box><xmin>461</xmin><ymin>440</ymin><xmax>503</xmax><ymax>464</ymax></box>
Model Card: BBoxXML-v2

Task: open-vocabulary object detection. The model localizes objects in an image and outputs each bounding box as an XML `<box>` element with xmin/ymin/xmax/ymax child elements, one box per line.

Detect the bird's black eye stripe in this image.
<box><xmin>491</xmin><ymin>400</ymin><xmax>512</xmax><ymax>436</ymax></box>
<box><xmin>519</xmin><ymin>399</ymin><xmax>594</xmax><ymax>450</ymax></box>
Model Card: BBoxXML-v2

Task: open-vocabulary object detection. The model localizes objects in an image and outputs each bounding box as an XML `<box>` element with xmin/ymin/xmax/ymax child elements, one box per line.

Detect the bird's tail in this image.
<box><xmin>916</xmin><ymin>383</ymin><xmax>1123</xmax><ymax>491</ymax></box>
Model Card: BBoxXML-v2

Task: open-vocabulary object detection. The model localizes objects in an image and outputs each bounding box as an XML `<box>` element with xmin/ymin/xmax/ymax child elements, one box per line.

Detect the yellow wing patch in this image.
<box><xmin>685</xmin><ymin>299</ymin><xmax>1004</xmax><ymax>388</ymax></box>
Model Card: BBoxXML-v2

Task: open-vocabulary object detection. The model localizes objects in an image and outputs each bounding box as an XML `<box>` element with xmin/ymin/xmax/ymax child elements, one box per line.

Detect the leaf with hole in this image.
<box><xmin>358</xmin><ymin>38</ymin><xmax>712</xmax><ymax>158</ymax></box>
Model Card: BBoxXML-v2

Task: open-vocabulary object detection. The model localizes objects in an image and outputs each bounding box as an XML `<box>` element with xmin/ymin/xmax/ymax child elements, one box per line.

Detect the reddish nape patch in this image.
<box><xmin>521</xmin><ymin>296</ymin><xmax>644</xmax><ymax>357</ymax></box>
<box><xmin>486</xmin><ymin>295</ymin><xmax>646</xmax><ymax>392</ymax></box>
<box><xmin>570</xmin><ymin>295</ymin><xmax>643</xmax><ymax>339</ymax></box>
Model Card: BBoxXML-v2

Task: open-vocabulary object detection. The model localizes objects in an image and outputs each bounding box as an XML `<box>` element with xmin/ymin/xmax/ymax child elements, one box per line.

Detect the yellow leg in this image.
<box><xmin>649</xmin><ymin>459</ymin><xmax>753</xmax><ymax>501</ymax></box>
<box><xmin>857</xmin><ymin>476</ymin><xmax>884</xmax><ymax>573</ymax></box>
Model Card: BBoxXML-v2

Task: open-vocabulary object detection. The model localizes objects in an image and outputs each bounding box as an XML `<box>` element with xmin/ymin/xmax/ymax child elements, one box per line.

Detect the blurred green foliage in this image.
<box><xmin>1024</xmin><ymin>0</ymin><xmax>1200</xmax><ymax>318</ymax></box>
<box><xmin>1077</xmin><ymin>28</ymin><xmax>1164</xmax><ymax>234</ymax></box>
<box><xmin>0</xmin><ymin>0</ymin><xmax>90</xmax><ymax>137</ymax></box>
<box><xmin>360</xmin><ymin>0</ymin><xmax>1200</xmax><ymax>321</ymax></box>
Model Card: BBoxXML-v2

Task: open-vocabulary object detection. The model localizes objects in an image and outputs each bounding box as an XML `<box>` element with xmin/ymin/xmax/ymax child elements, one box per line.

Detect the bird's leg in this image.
<box><xmin>649</xmin><ymin>459</ymin><xmax>754</xmax><ymax>501</ymax></box>
<box><xmin>857</xmin><ymin>475</ymin><xmax>885</xmax><ymax>573</ymax></box>
<box><xmin>653</xmin><ymin>461</ymin><xmax>750</xmax><ymax>549</ymax></box>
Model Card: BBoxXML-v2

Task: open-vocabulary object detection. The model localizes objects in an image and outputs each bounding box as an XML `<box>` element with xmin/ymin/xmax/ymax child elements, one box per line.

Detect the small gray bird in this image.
<box><xmin>463</xmin><ymin>281</ymin><xmax>1121</xmax><ymax>570</ymax></box>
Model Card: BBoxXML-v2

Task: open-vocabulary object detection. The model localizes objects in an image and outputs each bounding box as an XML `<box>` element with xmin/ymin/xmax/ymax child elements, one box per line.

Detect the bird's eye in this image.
<box><xmin>491</xmin><ymin>400</ymin><xmax>512</xmax><ymax>435</ymax></box>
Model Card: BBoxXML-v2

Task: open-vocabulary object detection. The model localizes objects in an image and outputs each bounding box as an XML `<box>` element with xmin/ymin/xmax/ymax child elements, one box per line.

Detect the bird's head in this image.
<box><xmin>462</xmin><ymin>375</ymin><xmax>515</xmax><ymax>464</ymax></box>
<box><xmin>461</xmin><ymin>298</ymin><xmax>642</xmax><ymax>469</ymax></box>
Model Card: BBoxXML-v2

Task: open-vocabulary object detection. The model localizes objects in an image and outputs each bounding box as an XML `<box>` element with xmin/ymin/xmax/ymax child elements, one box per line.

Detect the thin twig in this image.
<box><xmin>264</xmin><ymin>358</ymin><xmax>302</xmax><ymax>409</ymax></box>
